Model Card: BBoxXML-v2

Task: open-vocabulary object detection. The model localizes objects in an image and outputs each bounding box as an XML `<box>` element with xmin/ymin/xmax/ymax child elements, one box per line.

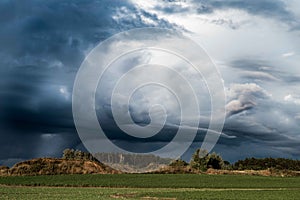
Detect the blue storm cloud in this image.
<box><xmin>0</xmin><ymin>0</ymin><xmax>175</xmax><ymax>166</ymax></box>
<box><xmin>1</xmin><ymin>0</ymin><xmax>300</xmax><ymax>166</ymax></box>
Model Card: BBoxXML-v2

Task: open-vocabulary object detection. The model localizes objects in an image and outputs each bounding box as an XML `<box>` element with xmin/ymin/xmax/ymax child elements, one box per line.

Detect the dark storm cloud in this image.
<box><xmin>0</xmin><ymin>0</ymin><xmax>177</xmax><ymax>69</ymax></box>
<box><xmin>215</xmin><ymin>96</ymin><xmax>300</xmax><ymax>161</ymax></box>
<box><xmin>0</xmin><ymin>0</ymin><xmax>176</xmax><ymax>166</ymax></box>
<box><xmin>214</xmin><ymin>123</ymin><xmax>300</xmax><ymax>161</ymax></box>
<box><xmin>181</xmin><ymin>122</ymin><xmax>300</xmax><ymax>162</ymax></box>
<box><xmin>181</xmin><ymin>117</ymin><xmax>300</xmax><ymax>162</ymax></box>
<box><xmin>0</xmin><ymin>0</ymin><xmax>140</xmax><ymax>65</ymax></box>
<box><xmin>1</xmin><ymin>0</ymin><xmax>299</xmax><ymax>166</ymax></box>
<box><xmin>179</xmin><ymin>100</ymin><xmax>300</xmax><ymax>162</ymax></box>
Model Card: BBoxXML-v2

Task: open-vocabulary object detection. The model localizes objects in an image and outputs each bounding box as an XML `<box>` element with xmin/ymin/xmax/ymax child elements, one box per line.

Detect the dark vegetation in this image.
<box><xmin>233</xmin><ymin>157</ymin><xmax>300</xmax><ymax>171</ymax></box>
<box><xmin>62</xmin><ymin>148</ymin><xmax>97</xmax><ymax>161</ymax></box>
<box><xmin>172</xmin><ymin>149</ymin><xmax>300</xmax><ymax>173</ymax></box>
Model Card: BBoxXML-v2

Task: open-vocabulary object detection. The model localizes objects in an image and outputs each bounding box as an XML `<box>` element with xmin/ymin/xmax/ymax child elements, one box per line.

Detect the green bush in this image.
<box><xmin>190</xmin><ymin>149</ymin><xmax>225</xmax><ymax>171</ymax></box>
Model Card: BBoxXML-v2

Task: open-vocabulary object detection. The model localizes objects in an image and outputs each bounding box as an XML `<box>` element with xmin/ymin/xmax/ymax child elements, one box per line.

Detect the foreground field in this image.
<box><xmin>1</xmin><ymin>174</ymin><xmax>300</xmax><ymax>199</ymax></box>
<box><xmin>1</xmin><ymin>186</ymin><xmax>300</xmax><ymax>200</ymax></box>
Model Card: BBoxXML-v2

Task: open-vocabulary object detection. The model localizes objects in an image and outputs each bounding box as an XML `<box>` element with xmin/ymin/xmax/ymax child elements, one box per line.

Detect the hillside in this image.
<box><xmin>0</xmin><ymin>158</ymin><xmax>120</xmax><ymax>176</ymax></box>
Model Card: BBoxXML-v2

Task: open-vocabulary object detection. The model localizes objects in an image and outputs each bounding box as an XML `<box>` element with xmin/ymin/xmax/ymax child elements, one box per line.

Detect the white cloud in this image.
<box><xmin>59</xmin><ymin>86</ymin><xmax>70</xmax><ymax>100</ymax></box>
<box><xmin>284</xmin><ymin>94</ymin><xmax>300</xmax><ymax>104</ymax></box>
<box><xmin>282</xmin><ymin>51</ymin><xmax>295</xmax><ymax>58</ymax></box>
<box><xmin>226</xmin><ymin>83</ymin><xmax>270</xmax><ymax>99</ymax></box>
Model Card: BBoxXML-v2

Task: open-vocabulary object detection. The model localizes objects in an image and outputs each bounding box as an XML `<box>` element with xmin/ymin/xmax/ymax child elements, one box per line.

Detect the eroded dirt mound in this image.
<box><xmin>0</xmin><ymin>158</ymin><xmax>120</xmax><ymax>176</ymax></box>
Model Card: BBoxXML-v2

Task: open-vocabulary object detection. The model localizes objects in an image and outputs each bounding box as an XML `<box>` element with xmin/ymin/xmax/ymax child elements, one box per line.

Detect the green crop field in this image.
<box><xmin>1</xmin><ymin>174</ymin><xmax>300</xmax><ymax>199</ymax></box>
<box><xmin>1</xmin><ymin>186</ymin><xmax>300</xmax><ymax>200</ymax></box>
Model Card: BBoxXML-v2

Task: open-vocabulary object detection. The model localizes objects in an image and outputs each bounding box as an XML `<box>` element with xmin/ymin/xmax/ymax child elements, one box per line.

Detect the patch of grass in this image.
<box><xmin>0</xmin><ymin>174</ymin><xmax>300</xmax><ymax>188</ymax></box>
<box><xmin>0</xmin><ymin>186</ymin><xmax>300</xmax><ymax>200</ymax></box>
<box><xmin>1</xmin><ymin>174</ymin><xmax>300</xmax><ymax>199</ymax></box>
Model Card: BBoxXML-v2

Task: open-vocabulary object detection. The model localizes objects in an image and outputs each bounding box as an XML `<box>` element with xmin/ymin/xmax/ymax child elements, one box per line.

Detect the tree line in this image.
<box><xmin>170</xmin><ymin>149</ymin><xmax>300</xmax><ymax>171</ymax></box>
<box><xmin>233</xmin><ymin>157</ymin><xmax>300</xmax><ymax>171</ymax></box>
<box><xmin>170</xmin><ymin>149</ymin><xmax>229</xmax><ymax>171</ymax></box>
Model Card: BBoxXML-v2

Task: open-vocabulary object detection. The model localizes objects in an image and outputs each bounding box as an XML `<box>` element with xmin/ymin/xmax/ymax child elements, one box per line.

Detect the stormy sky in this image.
<box><xmin>1</xmin><ymin>0</ymin><xmax>300</xmax><ymax>166</ymax></box>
